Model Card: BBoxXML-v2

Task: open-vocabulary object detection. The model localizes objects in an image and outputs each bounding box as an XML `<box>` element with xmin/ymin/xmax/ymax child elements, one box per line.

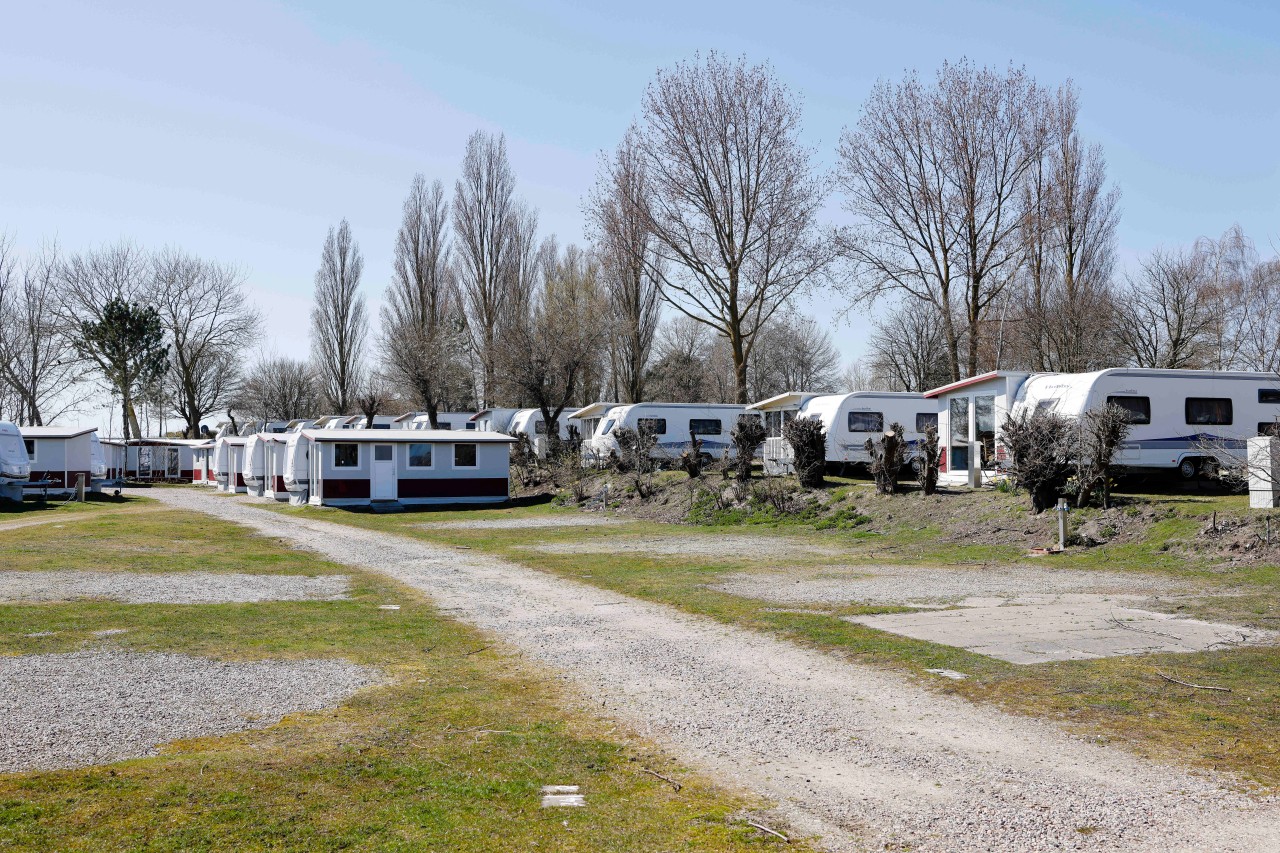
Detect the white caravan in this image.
<box><xmin>581</xmin><ymin>403</ymin><xmax>754</xmax><ymax>465</ymax></box>
<box><xmin>470</xmin><ymin>408</ymin><xmax>584</xmax><ymax>457</ymax></box>
<box><xmin>1009</xmin><ymin>368</ymin><xmax>1280</xmax><ymax>478</ymax></box>
<box><xmin>393</xmin><ymin>412</ymin><xmax>479</xmax><ymax>431</ymax></box>
<box><xmin>747</xmin><ymin>391</ymin><xmax>939</xmax><ymax>476</ymax></box>
<box><xmin>242</xmin><ymin>421</ymin><xmax>296</xmax><ymax>496</ymax></box>
<box><xmin>0</xmin><ymin>421</ymin><xmax>31</xmax><ymax>501</ymax></box>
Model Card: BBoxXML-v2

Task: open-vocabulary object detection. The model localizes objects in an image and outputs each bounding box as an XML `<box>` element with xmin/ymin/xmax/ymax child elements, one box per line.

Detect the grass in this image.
<box><xmin>0</xmin><ymin>498</ymin><xmax>805</xmax><ymax>852</ymax></box>
<box><xmin>265</xmin><ymin>479</ymin><xmax>1280</xmax><ymax>790</ymax></box>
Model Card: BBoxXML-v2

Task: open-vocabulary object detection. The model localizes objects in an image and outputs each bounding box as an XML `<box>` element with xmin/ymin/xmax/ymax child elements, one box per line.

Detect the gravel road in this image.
<box><xmin>146</xmin><ymin>488</ymin><xmax>1280</xmax><ymax>852</ymax></box>
<box><xmin>415</xmin><ymin>515</ymin><xmax>621</xmax><ymax>530</ymax></box>
<box><xmin>525</xmin><ymin>533</ymin><xmax>841</xmax><ymax>559</ymax></box>
<box><xmin>0</xmin><ymin>570</ymin><xmax>350</xmax><ymax>604</ymax></box>
<box><xmin>0</xmin><ymin>650</ymin><xmax>378</xmax><ymax>772</ymax></box>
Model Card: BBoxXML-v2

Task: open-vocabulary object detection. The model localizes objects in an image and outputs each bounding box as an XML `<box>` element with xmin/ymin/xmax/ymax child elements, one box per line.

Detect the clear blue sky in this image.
<box><xmin>2</xmin><ymin>0</ymin><xmax>1277</xmax><ymax>428</ymax></box>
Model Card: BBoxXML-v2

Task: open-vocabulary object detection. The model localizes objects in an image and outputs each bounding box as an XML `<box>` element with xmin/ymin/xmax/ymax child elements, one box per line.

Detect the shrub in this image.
<box><xmin>783</xmin><ymin>417</ymin><xmax>826</xmax><ymax>488</ymax></box>
<box><xmin>915</xmin><ymin>424</ymin><xmax>941</xmax><ymax>496</ymax></box>
<box><xmin>1001</xmin><ymin>410</ymin><xmax>1074</xmax><ymax>513</ymax></box>
<box><xmin>865</xmin><ymin>421</ymin><xmax>906</xmax><ymax>495</ymax></box>
<box><xmin>731</xmin><ymin>416</ymin><xmax>767</xmax><ymax>483</ymax></box>
<box><xmin>1073</xmin><ymin>404</ymin><xmax>1132</xmax><ymax>509</ymax></box>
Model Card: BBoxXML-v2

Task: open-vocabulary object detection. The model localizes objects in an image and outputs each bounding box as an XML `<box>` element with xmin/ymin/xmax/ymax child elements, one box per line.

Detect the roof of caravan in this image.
<box><xmin>19</xmin><ymin>426</ymin><xmax>97</xmax><ymax>439</ymax></box>
<box><xmin>300</xmin><ymin>428</ymin><xmax>516</xmax><ymax>443</ymax></box>
<box><xmin>747</xmin><ymin>390</ymin><xmax>927</xmax><ymax>411</ymax></box>
<box><xmin>1030</xmin><ymin>368</ymin><xmax>1280</xmax><ymax>385</ymax></box>
<box><xmin>924</xmin><ymin>371</ymin><xmax>1032</xmax><ymax>399</ymax></box>
<box><xmin>123</xmin><ymin>437</ymin><xmax>207</xmax><ymax>446</ymax></box>
<box><xmin>607</xmin><ymin>402</ymin><xmax>748</xmax><ymax>411</ymax></box>
<box><xmin>567</xmin><ymin>402</ymin><xmax>620</xmax><ymax>420</ymax></box>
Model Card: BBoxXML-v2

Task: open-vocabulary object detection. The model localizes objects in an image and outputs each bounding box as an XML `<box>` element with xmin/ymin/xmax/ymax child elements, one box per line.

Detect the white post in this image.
<box><xmin>967</xmin><ymin>395</ymin><xmax>982</xmax><ymax>488</ymax></box>
<box><xmin>1056</xmin><ymin>498</ymin><xmax>1069</xmax><ymax>551</ymax></box>
<box><xmin>1247</xmin><ymin>436</ymin><xmax>1280</xmax><ymax>509</ymax></box>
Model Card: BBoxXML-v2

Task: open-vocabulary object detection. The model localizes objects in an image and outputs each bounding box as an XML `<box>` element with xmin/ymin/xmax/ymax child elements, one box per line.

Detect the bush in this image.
<box><xmin>731</xmin><ymin>417</ymin><xmax>767</xmax><ymax>483</ymax></box>
<box><xmin>783</xmin><ymin>417</ymin><xmax>826</xmax><ymax>488</ymax></box>
<box><xmin>1073</xmin><ymin>404</ymin><xmax>1132</xmax><ymax>509</ymax></box>
<box><xmin>915</xmin><ymin>424</ymin><xmax>941</xmax><ymax>496</ymax></box>
<box><xmin>865</xmin><ymin>421</ymin><xmax>906</xmax><ymax>495</ymax></box>
<box><xmin>1001</xmin><ymin>410</ymin><xmax>1074</xmax><ymax>513</ymax></box>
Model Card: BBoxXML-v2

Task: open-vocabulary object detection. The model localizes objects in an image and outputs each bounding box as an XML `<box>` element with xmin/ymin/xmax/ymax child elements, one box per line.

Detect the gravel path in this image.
<box><xmin>712</xmin><ymin>564</ymin><xmax>1197</xmax><ymax>606</ymax></box>
<box><xmin>146</xmin><ymin>488</ymin><xmax>1280</xmax><ymax>852</ymax></box>
<box><xmin>0</xmin><ymin>650</ymin><xmax>379</xmax><ymax>772</ymax></box>
<box><xmin>0</xmin><ymin>571</ymin><xmax>350</xmax><ymax>604</ymax></box>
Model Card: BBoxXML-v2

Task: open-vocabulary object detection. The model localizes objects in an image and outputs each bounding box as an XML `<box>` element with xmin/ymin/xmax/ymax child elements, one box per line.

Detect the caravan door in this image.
<box><xmin>371</xmin><ymin>444</ymin><xmax>397</xmax><ymax>500</ymax></box>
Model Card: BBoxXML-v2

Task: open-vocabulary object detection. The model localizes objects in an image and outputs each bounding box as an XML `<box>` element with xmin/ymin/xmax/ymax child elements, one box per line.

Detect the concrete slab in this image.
<box><xmin>846</xmin><ymin>599</ymin><xmax>1271</xmax><ymax>664</ymax></box>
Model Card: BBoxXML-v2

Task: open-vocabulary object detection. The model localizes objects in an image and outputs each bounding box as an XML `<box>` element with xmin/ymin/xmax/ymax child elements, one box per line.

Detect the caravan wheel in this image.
<box><xmin>1178</xmin><ymin>458</ymin><xmax>1200</xmax><ymax>480</ymax></box>
<box><xmin>909</xmin><ymin>457</ymin><xmax>923</xmax><ymax>476</ymax></box>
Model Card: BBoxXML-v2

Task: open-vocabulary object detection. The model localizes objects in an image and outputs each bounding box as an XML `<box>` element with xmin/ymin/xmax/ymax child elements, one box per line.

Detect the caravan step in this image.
<box><xmin>370</xmin><ymin>500</ymin><xmax>404</xmax><ymax>514</ymax></box>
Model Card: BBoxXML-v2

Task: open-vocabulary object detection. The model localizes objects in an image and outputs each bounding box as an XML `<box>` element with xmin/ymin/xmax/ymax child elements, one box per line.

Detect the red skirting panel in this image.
<box><xmin>397</xmin><ymin>477</ymin><xmax>508</xmax><ymax>499</ymax></box>
<box><xmin>323</xmin><ymin>479</ymin><xmax>371</xmax><ymax>500</ymax></box>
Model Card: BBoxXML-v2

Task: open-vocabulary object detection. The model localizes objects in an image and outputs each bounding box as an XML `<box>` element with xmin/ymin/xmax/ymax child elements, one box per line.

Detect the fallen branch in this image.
<box><xmin>463</xmin><ymin>645</ymin><xmax>490</xmax><ymax>656</ymax></box>
<box><xmin>1156</xmin><ymin>671</ymin><xmax>1231</xmax><ymax>692</ymax></box>
<box><xmin>747</xmin><ymin>820</ymin><xmax>789</xmax><ymax>842</ymax></box>
<box><xmin>640</xmin><ymin>766</ymin><xmax>682</xmax><ymax>792</ymax></box>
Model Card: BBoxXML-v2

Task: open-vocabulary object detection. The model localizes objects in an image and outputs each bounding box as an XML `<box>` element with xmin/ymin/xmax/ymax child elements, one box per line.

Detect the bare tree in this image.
<box><xmin>645</xmin><ymin>315</ymin><xmax>712</xmax><ymax>403</ymax></box>
<box><xmin>626</xmin><ymin>52</ymin><xmax>833</xmax><ymax>403</ymax></box>
<box><xmin>59</xmin><ymin>241</ymin><xmax>162</xmax><ymax>438</ymax></box>
<box><xmin>236</xmin><ymin>354</ymin><xmax>323</xmax><ymax>423</ymax></box>
<box><xmin>496</xmin><ymin>240</ymin><xmax>607</xmax><ymax>449</ymax></box>
<box><xmin>1014</xmin><ymin>85</ymin><xmax>1121</xmax><ymax>372</ymax></box>
<box><xmin>381</xmin><ymin>175</ymin><xmax>471</xmax><ymax>427</ymax></box>
<box><xmin>839</xmin><ymin>60</ymin><xmax>1052</xmax><ymax>382</ymax></box>
<box><xmin>587</xmin><ymin>131</ymin><xmax>663</xmax><ymax>403</ymax></box>
<box><xmin>749</xmin><ymin>313</ymin><xmax>842</xmax><ymax>397</ymax></box>
<box><xmin>866</xmin><ymin>300</ymin><xmax>953</xmax><ymax>392</ymax></box>
<box><xmin>1113</xmin><ymin>246</ymin><xmax>1215</xmax><ymax>369</ymax></box>
<box><xmin>152</xmin><ymin>248</ymin><xmax>259</xmax><ymax>436</ymax></box>
<box><xmin>0</xmin><ymin>238</ymin><xmax>87</xmax><ymax>425</ymax></box>
<box><xmin>310</xmin><ymin>220</ymin><xmax>367</xmax><ymax>413</ymax></box>
<box><xmin>454</xmin><ymin>131</ymin><xmax>532</xmax><ymax>407</ymax></box>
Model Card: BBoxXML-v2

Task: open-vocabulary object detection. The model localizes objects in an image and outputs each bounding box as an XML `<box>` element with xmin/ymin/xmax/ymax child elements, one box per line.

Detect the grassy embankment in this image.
<box><xmin>268</xmin><ymin>477</ymin><xmax>1280</xmax><ymax>790</ymax></box>
<box><xmin>0</xmin><ymin>497</ymin><xmax>800</xmax><ymax>852</ymax></box>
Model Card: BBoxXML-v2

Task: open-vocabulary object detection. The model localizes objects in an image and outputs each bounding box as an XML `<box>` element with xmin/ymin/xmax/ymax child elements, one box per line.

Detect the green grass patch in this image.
<box><xmin>0</xmin><ymin>502</ymin><xmax>802</xmax><ymax>852</ymax></box>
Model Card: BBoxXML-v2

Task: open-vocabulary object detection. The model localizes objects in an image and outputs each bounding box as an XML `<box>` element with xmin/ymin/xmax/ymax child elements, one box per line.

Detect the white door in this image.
<box><xmin>372</xmin><ymin>444</ymin><xmax>397</xmax><ymax>500</ymax></box>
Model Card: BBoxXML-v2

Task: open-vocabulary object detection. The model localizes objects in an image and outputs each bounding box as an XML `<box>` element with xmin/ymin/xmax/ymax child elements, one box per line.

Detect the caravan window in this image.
<box><xmin>465</xmin><ymin>423</ymin><xmax>475</xmax><ymax>430</ymax></box>
<box><xmin>637</xmin><ymin>418</ymin><xmax>666</xmax><ymax>435</ymax></box>
<box><xmin>1106</xmin><ymin>395</ymin><xmax>1151</xmax><ymax>425</ymax></box>
<box><xmin>534</xmin><ymin>420</ymin><xmax>547</xmax><ymax>435</ymax></box>
<box><xmin>408</xmin><ymin>443</ymin><xmax>433</xmax><ymax>467</ymax></box>
<box><xmin>453</xmin><ymin>443</ymin><xmax>477</xmax><ymax>467</ymax></box>
<box><xmin>601</xmin><ymin>419</ymin><xmax>616</xmax><ymax>435</ymax></box>
<box><xmin>1186</xmin><ymin>397</ymin><xmax>1233</xmax><ymax>426</ymax></box>
<box><xmin>848</xmin><ymin>411</ymin><xmax>884</xmax><ymax>432</ymax></box>
<box><xmin>23</xmin><ymin>439</ymin><xmax>34</xmax><ymax>460</ymax></box>
<box><xmin>916</xmin><ymin>412</ymin><xmax>938</xmax><ymax>433</ymax></box>
<box><xmin>1259</xmin><ymin>422</ymin><xmax>1280</xmax><ymax>437</ymax></box>
<box><xmin>1261</xmin><ymin>389</ymin><xmax>1280</xmax><ymax>404</ymax></box>
<box><xmin>689</xmin><ymin>418</ymin><xmax>722</xmax><ymax>436</ymax></box>
<box><xmin>334</xmin><ymin>443</ymin><xmax>358</xmax><ymax>467</ymax></box>
<box><xmin>1035</xmin><ymin>399</ymin><xmax>1059</xmax><ymax>413</ymax></box>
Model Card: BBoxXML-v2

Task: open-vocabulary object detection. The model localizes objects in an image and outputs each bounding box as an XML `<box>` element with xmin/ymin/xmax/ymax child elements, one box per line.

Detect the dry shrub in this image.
<box><xmin>783</xmin><ymin>417</ymin><xmax>826</xmax><ymax>488</ymax></box>
<box><xmin>865</xmin><ymin>421</ymin><xmax>906</xmax><ymax>495</ymax></box>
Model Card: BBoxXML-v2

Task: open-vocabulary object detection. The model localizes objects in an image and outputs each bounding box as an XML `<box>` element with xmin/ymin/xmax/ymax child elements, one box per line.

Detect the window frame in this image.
<box><xmin>915</xmin><ymin>412</ymin><xmax>938</xmax><ymax>434</ymax></box>
<box><xmin>407</xmin><ymin>442</ymin><xmax>434</xmax><ymax>468</ymax></box>
<box><xmin>453</xmin><ymin>442</ymin><xmax>478</xmax><ymax>468</ymax></box>
<box><xmin>333</xmin><ymin>443</ymin><xmax>359</xmax><ymax>468</ymax></box>
<box><xmin>1185</xmin><ymin>397</ymin><xmax>1233</xmax><ymax>426</ymax></box>
<box><xmin>22</xmin><ymin>439</ymin><xmax>35</xmax><ymax>461</ymax></box>
<box><xmin>1106</xmin><ymin>395</ymin><xmax>1152</xmax><ymax>425</ymax></box>
<box><xmin>373</xmin><ymin>444</ymin><xmax>394</xmax><ymax>463</ymax></box>
<box><xmin>1258</xmin><ymin>422</ymin><xmax>1280</xmax><ymax>438</ymax></box>
<box><xmin>688</xmin><ymin>418</ymin><xmax>723</xmax><ymax>436</ymax></box>
<box><xmin>1260</xmin><ymin>389</ymin><xmax>1280</xmax><ymax>404</ymax></box>
<box><xmin>847</xmin><ymin>411</ymin><xmax>885</xmax><ymax>433</ymax></box>
<box><xmin>636</xmin><ymin>417</ymin><xmax>667</xmax><ymax>436</ymax></box>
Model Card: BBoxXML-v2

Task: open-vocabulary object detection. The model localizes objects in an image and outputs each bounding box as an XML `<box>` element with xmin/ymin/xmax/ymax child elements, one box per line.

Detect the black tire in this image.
<box><xmin>1178</xmin><ymin>458</ymin><xmax>1199</xmax><ymax>480</ymax></box>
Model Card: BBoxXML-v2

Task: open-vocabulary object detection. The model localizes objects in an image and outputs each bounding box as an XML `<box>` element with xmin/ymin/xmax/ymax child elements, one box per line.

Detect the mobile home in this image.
<box><xmin>0</xmin><ymin>421</ymin><xmax>31</xmax><ymax>501</ymax></box>
<box><xmin>1009</xmin><ymin>368</ymin><xmax>1280</xmax><ymax>479</ymax></box>
<box><xmin>20</xmin><ymin>426</ymin><xmax>99</xmax><ymax>495</ymax></box>
<box><xmin>926</xmin><ymin>372</ymin><xmax>1031</xmax><ymax>487</ymax></box>
<box><xmin>581</xmin><ymin>403</ymin><xmax>755</xmax><ymax>465</ymax></box>
<box><xmin>747</xmin><ymin>391</ymin><xmax>938</xmax><ymax>475</ymax></box>
<box><xmin>125</xmin><ymin>438</ymin><xmax>205</xmax><ymax>482</ymax></box>
<box><xmin>100</xmin><ymin>438</ymin><xmax>127</xmax><ymax>483</ymax></box>
<box><xmin>301</xmin><ymin>428</ymin><xmax>516</xmax><ymax>507</ymax></box>
<box><xmin>565</xmin><ymin>402</ymin><xmax>619</xmax><ymax>443</ymax></box>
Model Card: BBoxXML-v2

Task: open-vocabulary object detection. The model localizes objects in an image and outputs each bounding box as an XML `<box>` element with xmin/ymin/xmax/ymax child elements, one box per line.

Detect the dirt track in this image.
<box><xmin>146</xmin><ymin>488</ymin><xmax>1280</xmax><ymax>852</ymax></box>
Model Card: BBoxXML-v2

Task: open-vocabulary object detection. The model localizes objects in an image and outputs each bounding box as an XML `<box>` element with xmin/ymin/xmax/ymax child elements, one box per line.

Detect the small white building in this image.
<box><xmin>566</xmin><ymin>402</ymin><xmax>619</xmax><ymax>443</ymax></box>
<box><xmin>300</xmin><ymin>428</ymin><xmax>516</xmax><ymax>507</ymax></box>
<box><xmin>20</xmin><ymin>426</ymin><xmax>102</xmax><ymax>495</ymax></box>
<box><xmin>925</xmin><ymin>372</ymin><xmax>1030</xmax><ymax>486</ymax></box>
<box><xmin>125</xmin><ymin>438</ymin><xmax>205</xmax><ymax>482</ymax></box>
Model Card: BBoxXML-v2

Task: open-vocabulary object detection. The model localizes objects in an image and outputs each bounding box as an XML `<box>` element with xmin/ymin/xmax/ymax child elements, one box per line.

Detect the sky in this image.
<box><xmin>2</xmin><ymin>0</ymin><xmax>1278</xmax><ymax>432</ymax></box>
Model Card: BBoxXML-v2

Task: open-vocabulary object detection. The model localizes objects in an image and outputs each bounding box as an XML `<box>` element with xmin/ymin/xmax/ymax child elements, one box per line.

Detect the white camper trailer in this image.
<box><xmin>581</xmin><ymin>403</ymin><xmax>755</xmax><ymax>465</ymax></box>
<box><xmin>0</xmin><ymin>421</ymin><xmax>31</xmax><ymax>501</ymax></box>
<box><xmin>1009</xmin><ymin>368</ymin><xmax>1280</xmax><ymax>478</ymax></box>
<box><xmin>747</xmin><ymin>391</ymin><xmax>938</xmax><ymax>475</ymax></box>
<box><xmin>470</xmin><ymin>408</ymin><xmax>584</xmax><ymax>457</ymax></box>
<box><xmin>393</xmin><ymin>412</ymin><xmax>478</xmax><ymax>431</ymax></box>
